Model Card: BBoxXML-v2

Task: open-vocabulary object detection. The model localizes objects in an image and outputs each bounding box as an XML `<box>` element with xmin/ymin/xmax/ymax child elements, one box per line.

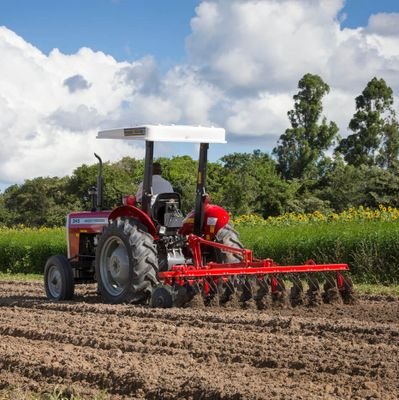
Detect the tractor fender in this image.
<box><xmin>108</xmin><ymin>205</ymin><xmax>157</xmax><ymax>238</ymax></box>
<box><xmin>180</xmin><ymin>204</ymin><xmax>230</xmax><ymax>240</ymax></box>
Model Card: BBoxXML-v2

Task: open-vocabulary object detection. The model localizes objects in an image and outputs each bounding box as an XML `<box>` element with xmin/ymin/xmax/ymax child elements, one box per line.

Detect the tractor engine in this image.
<box><xmin>151</xmin><ymin>194</ymin><xmax>187</xmax><ymax>271</ymax></box>
<box><xmin>157</xmin><ymin>235</ymin><xmax>186</xmax><ymax>272</ymax></box>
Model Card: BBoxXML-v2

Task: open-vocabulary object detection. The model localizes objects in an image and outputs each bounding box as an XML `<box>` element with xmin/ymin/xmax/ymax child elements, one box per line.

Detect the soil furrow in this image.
<box><xmin>1</xmin><ymin>299</ymin><xmax>397</xmax><ymax>347</ymax></box>
<box><xmin>0</xmin><ymin>280</ymin><xmax>398</xmax><ymax>399</ymax></box>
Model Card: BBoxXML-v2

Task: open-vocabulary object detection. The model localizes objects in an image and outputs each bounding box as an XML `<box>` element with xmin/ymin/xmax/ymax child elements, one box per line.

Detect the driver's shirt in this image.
<box><xmin>136</xmin><ymin>175</ymin><xmax>174</xmax><ymax>201</ymax></box>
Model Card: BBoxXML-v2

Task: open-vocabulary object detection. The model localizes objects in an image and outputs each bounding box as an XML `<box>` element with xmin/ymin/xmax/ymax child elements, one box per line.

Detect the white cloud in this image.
<box><xmin>162</xmin><ymin>66</ymin><xmax>223</xmax><ymax>125</ymax></box>
<box><xmin>1</xmin><ymin>0</ymin><xmax>399</xmax><ymax>185</ymax></box>
<box><xmin>226</xmin><ymin>92</ymin><xmax>292</xmax><ymax>136</ymax></box>
<box><xmin>186</xmin><ymin>0</ymin><xmax>399</xmax><ymax>128</ymax></box>
<box><xmin>0</xmin><ymin>27</ymin><xmax>146</xmax><ymax>184</ymax></box>
<box><xmin>187</xmin><ymin>0</ymin><xmax>345</xmax><ymax>92</ymax></box>
<box><xmin>367</xmin><ymin>13</ymin><xmax>399</xmax><ymax>37</ymax></box>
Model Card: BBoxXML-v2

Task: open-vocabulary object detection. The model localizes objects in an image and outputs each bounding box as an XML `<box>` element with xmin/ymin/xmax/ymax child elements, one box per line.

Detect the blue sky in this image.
<box><xmin>0</xmin><ymin>0</ymin><xmax>199</xmax><ymax>64</ymax></box>
<box><xmin>341</xmin><ymin>0</ymin><xmax>399</xmax><ymax>27</ymax></box>
<box><xmin>0</xmin><ymin>0</ymin><xmax>398</xmax><ymax>191</ymax></box>
<box><xmin>0</xmin><ymin>0</ymin><xmax>397</xmax><ymax>63</ymax></box>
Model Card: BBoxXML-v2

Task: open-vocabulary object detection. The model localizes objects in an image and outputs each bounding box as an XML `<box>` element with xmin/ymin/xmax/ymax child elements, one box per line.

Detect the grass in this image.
<box><xmin>355</xmin><ymin>283</ymin><xmax>399</xmax><ymax>296</ymax></box>
<box><xmin>0</xmin><ymin>272</ymin><xmax>42</xmax><ymax>281</ymax></box>
<box><xmin>0</xmin><ymin>386</ymin><xmax>108</xmax><ymax>400</ymax></box>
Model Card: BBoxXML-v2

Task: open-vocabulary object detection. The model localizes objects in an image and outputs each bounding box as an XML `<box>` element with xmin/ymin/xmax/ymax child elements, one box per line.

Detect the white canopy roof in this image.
<box><xmin>97</xmin><ymin>124</ymin><xmax>226</xmax><ymax>144</ymax></box>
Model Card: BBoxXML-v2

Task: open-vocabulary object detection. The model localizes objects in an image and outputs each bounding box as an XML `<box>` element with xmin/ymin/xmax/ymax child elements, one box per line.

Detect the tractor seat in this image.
<box><xmin>151</xmin><ymin>193</ymin><xmax>184</xmax><ymax>228</ymax></box>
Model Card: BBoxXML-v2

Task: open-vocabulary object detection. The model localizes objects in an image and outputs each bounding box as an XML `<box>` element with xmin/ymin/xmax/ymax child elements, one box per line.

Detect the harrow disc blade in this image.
<box><xmin>220</xmin><ymin>277</ymin><xmax>246</xmax><ymax>308</ymax></box>
<box><xmin>219</xmin><ymin>277</ymin><xmax>236</xmax><ymax>306</ymax></box>
<box><xmin>254</xmin><ymin>277</ymin><xmax>270</xmax><ymax>310</ymax></box>
<box><xmin>203</xmin><ymin>278</ymin><xmax>221</xmax><ymax>307</ymax></box>
<box><xmin>217</xmin><ymin>276</ymin><xmax>257</xmax><ymax>309</ymax></box>
<box><xmin>270</xmin><ymin>275</ymin><xmax>288</xmax><ymax>307</ymax></box>
<box><xmin>305</xmin><ymin>275</ymin><xmax>323</xmax><ymax>306</ymax></box>
<box><xmin>175</xmin><ymin>282</ymin><xmax>197</xmax><ymax>308</ymax></box>
<box><xmin>150</xmin><ymin>285</ymin><xmax>175</xmax><ymax>308</ymax></box>
<box><xmin>238</xmin><ymin>277</ymin><xmax>257</xmax><ymax>309</ymax></box>
<box><xmin>322</xmin><ymin>273</ymin><xmax>342</xmax><ymax>304</ymax></box>
<box><xmin>337</xmin><ymin>274</ymin><xmax>356</xmax><ymax>304</ymax></box>
<box><xmin>290</xmin><ymin>276</ymin><xmax>304</xmax><ymax>307</ymax></box>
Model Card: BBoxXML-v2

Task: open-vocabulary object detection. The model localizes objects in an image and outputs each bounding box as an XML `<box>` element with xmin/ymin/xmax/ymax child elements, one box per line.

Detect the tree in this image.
<box><xmin>66</xmin><ymin>157</ymin><xmax>139</xmax><ymax>211</ymax></box>
<box><xmin>3</xmin><ymin>177</ymin><xmax>79</xmax><ymax>226</ymax></box>
<box><xmin>336</xmin><ymin>77</ymin><xmax>399</xmax><ymax>168</ymax></box>
<box><xmin>314</xmin><ymin>158</ymin><xmax>399</xmax><ymax>211</ymax></box>
<box><xmin>379</xmin><ymin>114</ymin><xmax>399</xmax><ymax>169</ymax></box>
<box><xmin>219</xmin><ymin>150</ymin><xmax>294</xmax><ymax>217</ymax></box>
<box><xmin>273</xmin><ymin>73</ymin><xmax>339</xmax><ymax>180</ymax></box>
<box><xmin>0</xmin><ymin>192</ymin><xmax>11</xmax><ymax>225</ymax></box>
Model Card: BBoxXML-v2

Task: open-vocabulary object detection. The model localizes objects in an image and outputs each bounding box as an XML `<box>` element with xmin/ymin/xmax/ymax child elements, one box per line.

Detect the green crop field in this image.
<box><xmin>237</xmin><ymin>221</ymin><xmax>399</xmax><ymax>284</ymax></box>
<box><xmin>0</xmin><ymin>206</ymin><xmax>399</xmax><ymax>284</ymax></box>
<box><xmin>234</xmin><ymin>206</ymin><xmax>399</xmax><ymax>285</ymax></box>
<box><xmin>0</xmin><ymin>226</ymin><xmax>65</xmax><ymax>274</ymax></box>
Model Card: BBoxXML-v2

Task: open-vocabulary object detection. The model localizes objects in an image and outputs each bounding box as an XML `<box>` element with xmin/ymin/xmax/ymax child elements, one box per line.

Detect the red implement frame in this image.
<box><xmin>159</xmin><ymin>234</ymin><xmax>348</xmax><ymax>282</ymax></box>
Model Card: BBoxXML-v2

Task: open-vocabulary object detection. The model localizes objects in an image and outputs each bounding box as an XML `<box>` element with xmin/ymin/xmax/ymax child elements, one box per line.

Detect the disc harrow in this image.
<box><xmin>154</xmin><ymin>234</ymin><xmax>355</xmax><ymax>308</ymax></box>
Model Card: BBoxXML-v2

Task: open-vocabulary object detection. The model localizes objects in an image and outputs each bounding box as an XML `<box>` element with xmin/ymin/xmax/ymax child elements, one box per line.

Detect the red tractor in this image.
<box><xmin>44</xmin><ymin>125</ymin><xmax>353</xmax><ymax>307</ymax></box>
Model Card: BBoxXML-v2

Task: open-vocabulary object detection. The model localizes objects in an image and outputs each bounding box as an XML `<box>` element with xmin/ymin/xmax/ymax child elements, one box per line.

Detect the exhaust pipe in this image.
<box><xmin>94</xmin><ymin>153</ymin><xmax>103</xmax><ymax>210</ymax></box>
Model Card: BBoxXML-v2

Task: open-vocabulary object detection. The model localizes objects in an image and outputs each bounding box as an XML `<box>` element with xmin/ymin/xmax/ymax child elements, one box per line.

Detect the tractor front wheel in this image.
<box><xmin>95</xmin><ymin>217</ymin><xmax>158</xmax><ymax>304</ymax></box>
<box><xmin>44</xmin><ymin>255</ymin><xmax>75</xmax><ymax>301</ymax></box>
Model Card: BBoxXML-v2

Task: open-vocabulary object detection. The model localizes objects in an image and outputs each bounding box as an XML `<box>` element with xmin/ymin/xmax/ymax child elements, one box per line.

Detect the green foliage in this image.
<box><xmin>286</xmin><ymin>193</ymin><xmax>332</xmax><ymax>215</ymax></box>
<box><xmin>316</xmin><ymin>161</ymin><xmax>399</xmax><ymax>210</ymax></box>
<box><xmin>336</xmin><ymin>77</ymin><xmax>399</xmax><ymax>167</ymax></box>
<box><xmin>355</xmin><ymin>283</ymin><xmax>399</xmax><ymax>296</ymax></box>
<box><xmin>380</xmin><ymin>114</ymin><xmax>399</xmax><ymax>169</ymax></box>
<box><xmin>0</xmin><ymin>272</ymin><xmax>42</xmax><ymax>280</ymax></box>
<box><xmin>67</xmin><ymin>157</ymin><xmax>140</xmax><ymax>210</ymax></box>
<box><xmin>273</xmin><ymin>73</ymin><xmax>339</xmax><ymax>180</ymax></box>
<box><xmin>219</xmin><ymin>150</ymin><xmax>294</xmax><ymax>216</ymax></box>
<box><xmin>2</xmin><ymin>177</ymin><xmax>80</xmax><ymax>226</ymax></box>
<box><xmin>0</xmin><ymin>194</ymin><xmax>10</xmax><ymax>225</ymax></box>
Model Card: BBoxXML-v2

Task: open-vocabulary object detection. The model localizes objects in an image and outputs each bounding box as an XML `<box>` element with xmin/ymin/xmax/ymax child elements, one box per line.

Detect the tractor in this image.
<box><xmin>44</xmin><ymin>125</ymin><xmax>353</xmax><ymax>307</ymax></box>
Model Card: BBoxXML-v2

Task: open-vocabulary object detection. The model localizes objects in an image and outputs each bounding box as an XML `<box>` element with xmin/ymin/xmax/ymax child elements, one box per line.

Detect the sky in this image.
<box><xmin>0</xmin><ymin>0</ymin><xmax>399</xmax><ymax>191</ymax></box>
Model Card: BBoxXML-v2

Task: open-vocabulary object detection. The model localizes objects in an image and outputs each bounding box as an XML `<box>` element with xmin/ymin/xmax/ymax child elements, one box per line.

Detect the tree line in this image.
<box><xmin>1</xmin><ymin>74</ymin><xmax>398</xmax><ymax>226</ymax></box>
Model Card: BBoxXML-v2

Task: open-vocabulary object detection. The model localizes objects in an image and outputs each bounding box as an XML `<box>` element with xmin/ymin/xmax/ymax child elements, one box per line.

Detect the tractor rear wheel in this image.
<box><xmin>44</xmin><ymin>255</ymin><xmax>74</xmax><ymax>301</ymax></box>
<box><xmin>214</xmin><ymin>223</ymin><xmax>246</xmax><ymax>306</ymax></box>
<box><xmin>215</xmin><ymin>223</ymin><xmax>244</xmax><ymax>263</ymax></box>
<box><xmin>95</xmin><ymin>217</ymin><xmax>158</xmax><ymax>304</ymax></box>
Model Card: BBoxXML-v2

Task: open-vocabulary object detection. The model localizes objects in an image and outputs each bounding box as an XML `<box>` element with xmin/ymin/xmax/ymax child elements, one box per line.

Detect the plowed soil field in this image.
<box><xmin>0</xmin><ymin>280</ymin><xmax>398</xmax><ymax>400</ymax></box>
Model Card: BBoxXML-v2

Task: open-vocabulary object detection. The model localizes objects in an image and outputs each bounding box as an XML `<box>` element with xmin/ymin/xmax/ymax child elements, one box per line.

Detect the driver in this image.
<box><xmin>136</xmin><ymin>162</ymin><xmax>173</xmax><ymax>202</ymax></box>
